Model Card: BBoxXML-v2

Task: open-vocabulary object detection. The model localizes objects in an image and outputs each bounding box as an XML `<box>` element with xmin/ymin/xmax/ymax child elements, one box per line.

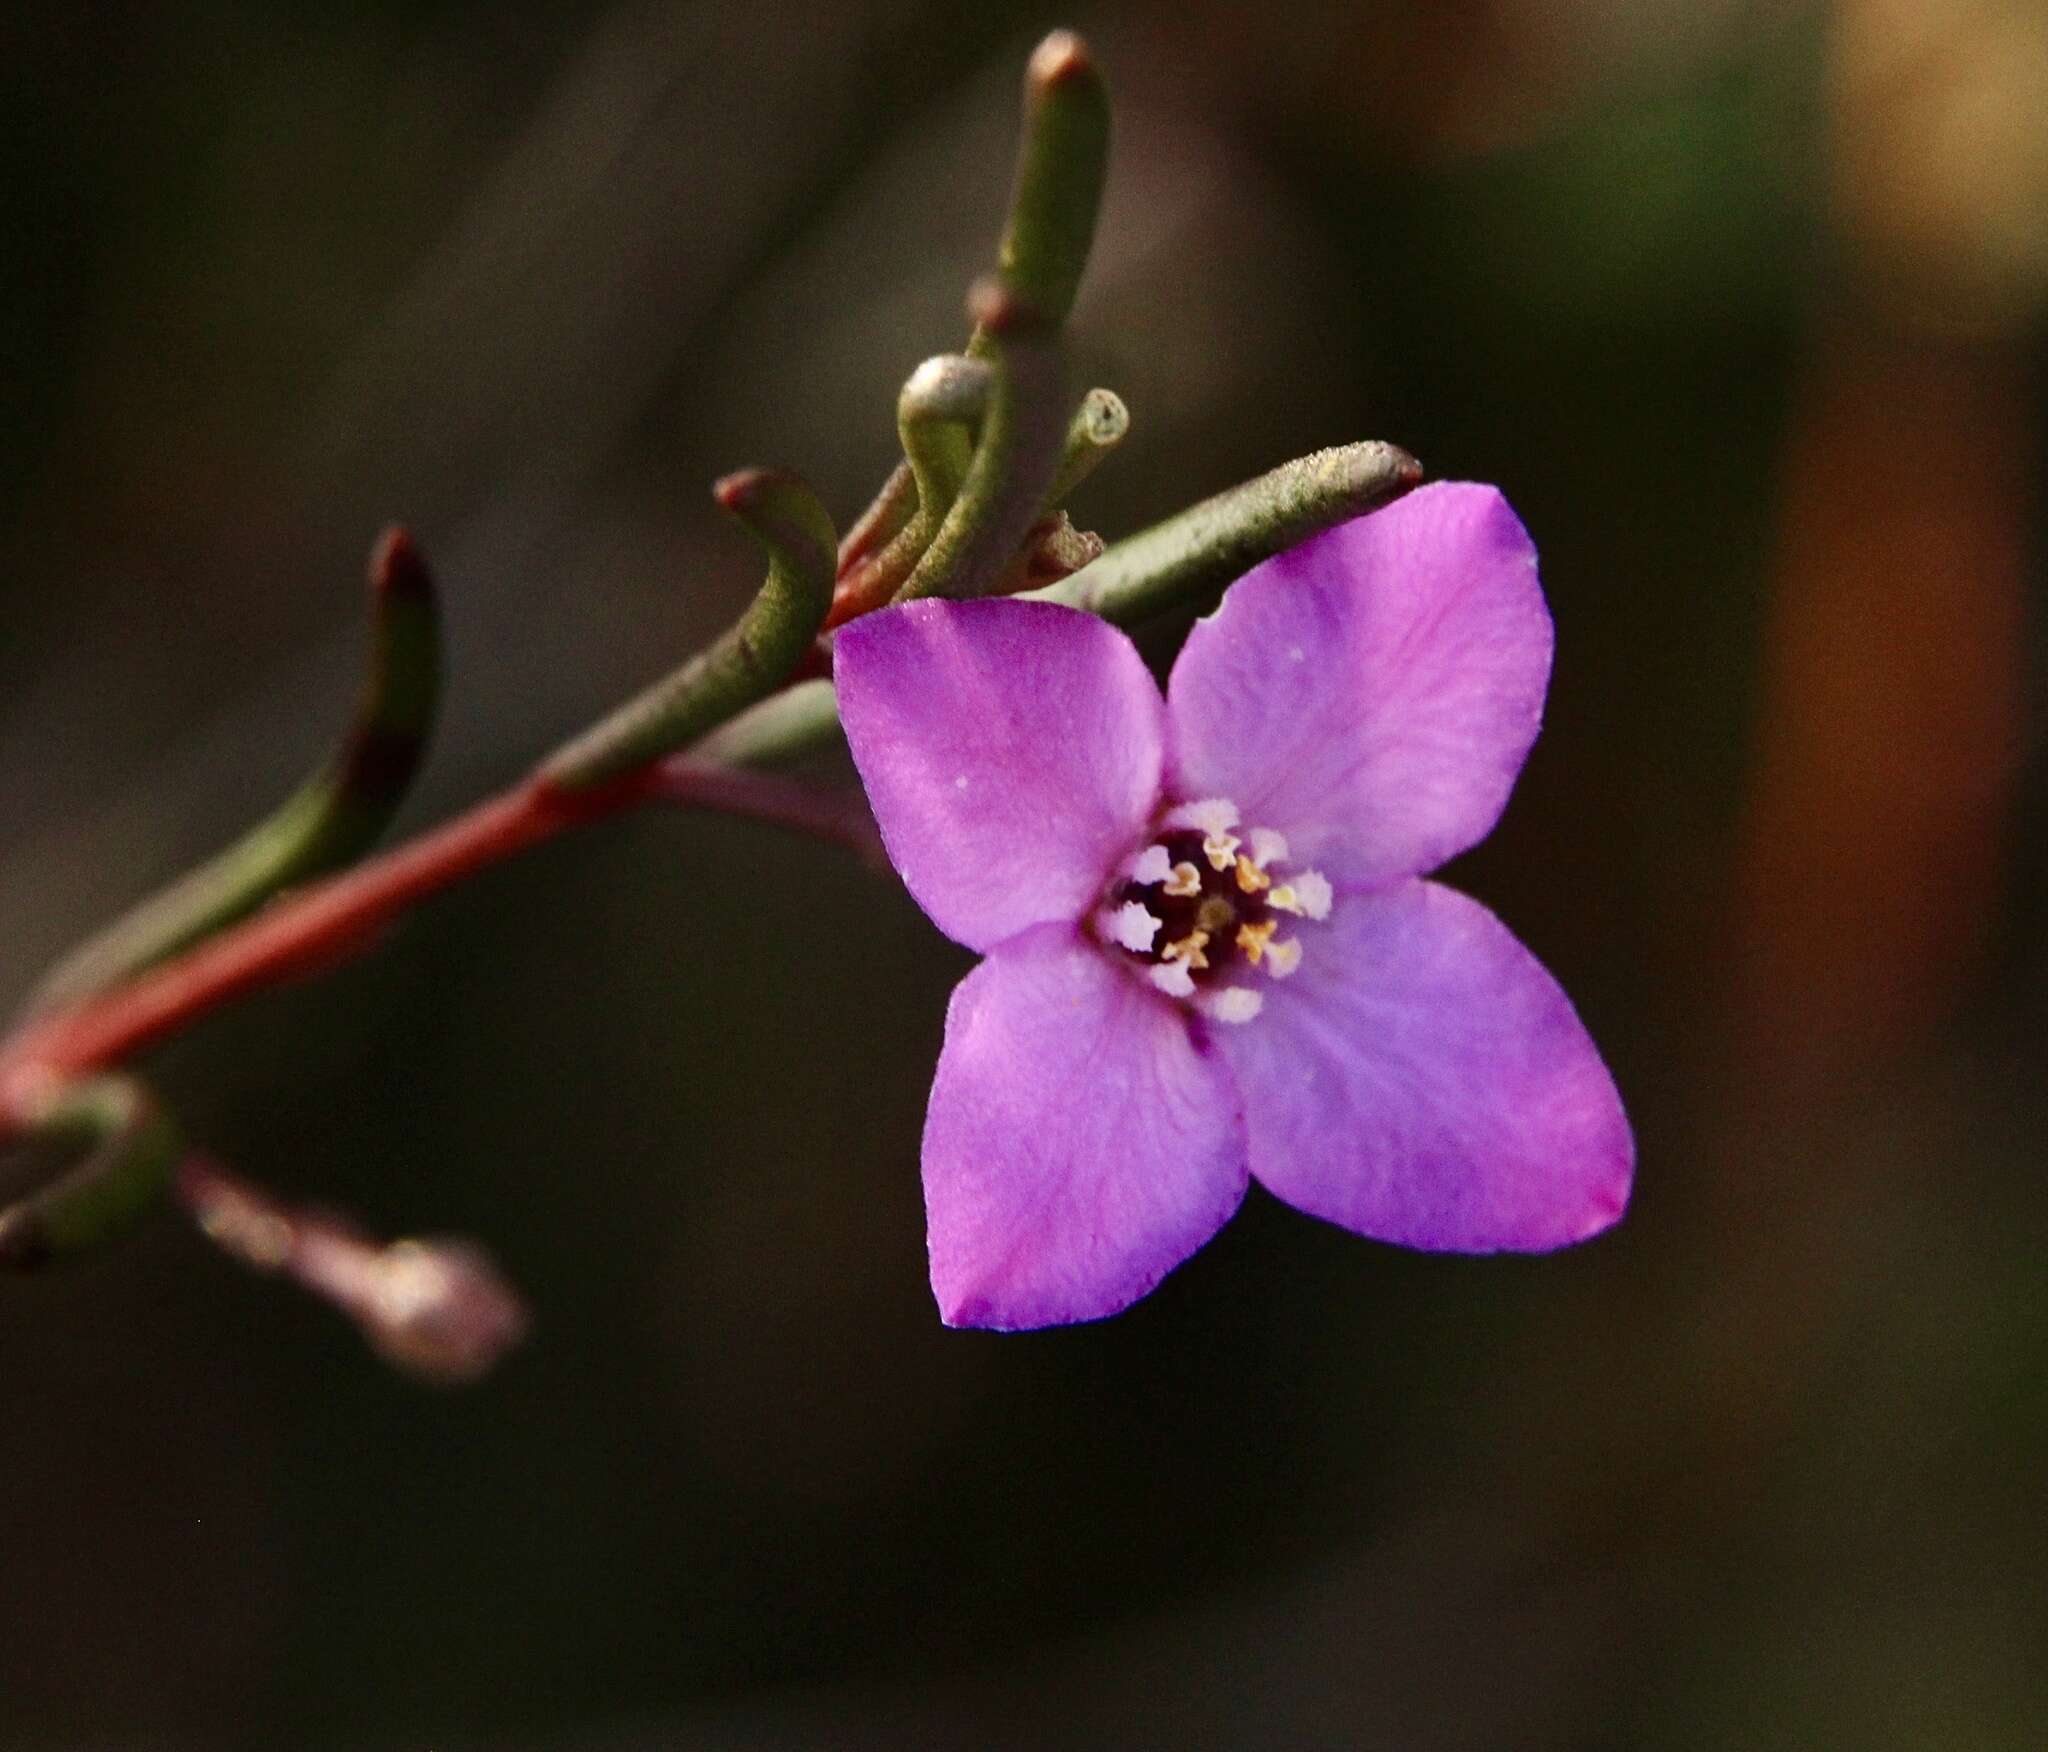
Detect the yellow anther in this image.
<box><xmin>1234</xmin><ymin>854</ymin><xmax>1270</xmax><ymax>895</ymax></box>
<box><xmin>1235</xmin><ymin>919</ymin><xmax>1277</xmax><ymax>965</ymax></box>
<box><xmin>1163</xmin><ymin>861</ymin><xmax>1202</xmax><ymax>897</ymax></box>
<box><xmin>1264</xmin><ymin>937</ymin><xmax>1302</xmax><ymax>979</ymax></box>
<box><xmin>1203</xmin><ymin>831</ymin><xmax>1242</xmax><ymax>872</ymax></box>
<box><xmin>1161</xmin><ymin>930</ymin><xmax>1211</xmax><ymax>971</ymax></box>
<box><xmin>1267</xmin><ymin>885</ymin><xmax>1303</xmax><ymax>915</ymax></box>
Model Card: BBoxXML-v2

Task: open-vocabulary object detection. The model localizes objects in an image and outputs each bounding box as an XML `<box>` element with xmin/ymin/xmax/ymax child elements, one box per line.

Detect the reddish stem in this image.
<box><xmin>0</xmin><ymin>771</ymin><xmax>647</xmax><ymax>1130</ymax></box>
<box><xmin>650</xmin><ymin>760</ymin><xmax>885</xmax><ymax>865</ymax></box>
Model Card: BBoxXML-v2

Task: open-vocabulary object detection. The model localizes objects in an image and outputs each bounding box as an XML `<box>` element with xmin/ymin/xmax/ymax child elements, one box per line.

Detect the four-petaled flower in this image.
<box><xmin>836</xmin><ymin>482</ymin><xmax>1633</xmax><ymax>1330</ymax></box>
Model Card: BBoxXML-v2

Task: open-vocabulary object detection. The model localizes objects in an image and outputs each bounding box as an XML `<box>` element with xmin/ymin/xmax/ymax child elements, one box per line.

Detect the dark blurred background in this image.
<box><xmin>3</xmin><ymin>1</ymin><xmax>2045</xmax><ymax>1746</ymax></box>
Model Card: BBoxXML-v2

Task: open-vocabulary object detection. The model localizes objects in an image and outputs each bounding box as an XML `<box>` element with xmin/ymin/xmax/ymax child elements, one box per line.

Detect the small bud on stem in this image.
<box><xmin>177</xmin><ymin>1156</ymin><xmax>529</xmax><ymax>1387</ymax></box>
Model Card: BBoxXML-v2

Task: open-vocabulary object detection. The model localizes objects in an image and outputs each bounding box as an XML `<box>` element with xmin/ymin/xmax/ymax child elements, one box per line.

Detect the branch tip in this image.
<box><xmin>368</xmin><ymin>524</ymin><xmax>430</xmax><ymax>599</ymax></box>
<box><xmin>1028</xmin><ymin>29</ymin><xmax>1096</xmax><ymax>93</ymax></box>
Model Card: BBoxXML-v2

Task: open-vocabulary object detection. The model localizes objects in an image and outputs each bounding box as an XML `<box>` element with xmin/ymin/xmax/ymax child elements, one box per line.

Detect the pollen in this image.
<box><xmin>1102</xmin><ymin>799</ymin><xmax>1334</xmax><ymax>1017</ymax></box>
<box><xmin>1235</xmin><ymin>918</ymin><xmax>1277</xmax><ymax>965</ymax></box>
<box><xmin>1267</xmin><ymin>869</ymin><xmax>1331</xmax><ymax>922</ymax></box>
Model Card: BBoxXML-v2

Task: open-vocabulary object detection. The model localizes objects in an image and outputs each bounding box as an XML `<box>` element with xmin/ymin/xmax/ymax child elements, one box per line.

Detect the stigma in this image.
<box><xmin>1094</xmin><ymin>798</ymin><xmax>1332</xmax><ymax>1023</ymax></box>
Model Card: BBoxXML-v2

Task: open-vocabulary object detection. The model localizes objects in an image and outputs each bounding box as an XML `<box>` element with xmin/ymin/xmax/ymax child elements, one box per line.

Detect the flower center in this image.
<box><xmin>1094</xmin><ymin>798</ymin><xmax>1332</xmax><ymax>1024</ymax></box>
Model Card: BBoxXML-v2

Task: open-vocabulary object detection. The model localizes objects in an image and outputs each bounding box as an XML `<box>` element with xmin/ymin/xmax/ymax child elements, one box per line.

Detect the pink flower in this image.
<box><xmin>836</xmin><ymin>482</ymin><xmax>1633</xmax><ymax>1330</ymax></box>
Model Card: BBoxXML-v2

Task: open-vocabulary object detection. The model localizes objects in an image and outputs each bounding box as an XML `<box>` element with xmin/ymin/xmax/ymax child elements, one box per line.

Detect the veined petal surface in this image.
<box><xmin>1165</xmin><ymin>483</ymin><xmax>1552</xmax><ymax>890</ymax></box>
<box><xmin>1213</xmin><ymin>881</ymin><xmax>1631</xmax><ymax>1252</ymax></box>
<box><xmin>922</xmin><ymin>924</ymin><xmax>1247</xmax><ymax>1329</ymax></box>
<box><xmin>839</xmin><ymin>600</ymin><xmax>1164</xmax><ymax>952</ymax></box>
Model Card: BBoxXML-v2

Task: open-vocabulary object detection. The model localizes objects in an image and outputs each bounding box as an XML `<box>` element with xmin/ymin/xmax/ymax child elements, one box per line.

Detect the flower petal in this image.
<box><xmin>1164</xmin><ymin>482</ymin><xmax>1552</xmax><ymax>889</ymax></box>
<box><xmin>837</xmin><ymin>600</ymin><xmax>1164</xmax><ymax>952</ymax></box>
<box><xmin>1214</xmin><ymin>881</ymin><xmax>1631</xmax><ymax>1251</ymax></box>
<box><xmin>922</xmin><ymin>924</ymin><xmax>1247</xmax><ymax>1329</ymax></box>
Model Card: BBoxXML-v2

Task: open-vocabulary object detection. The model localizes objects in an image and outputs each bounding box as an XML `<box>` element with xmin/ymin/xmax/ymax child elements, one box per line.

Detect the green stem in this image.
<box><xmin>689</xmin><ymin>678</ymin><xmax>843</xmax><ymax>769</ymax></box>
<box><xmin>899</xmin><ymin>282</ymin><xmax>1068</xmax><ymax>602</ymax></box>
<box><xmin>0</xmin><ymin>1075</ymin><xmax>182</xmax><ymax>1268</ymax></box>
<box><xmin>25</xmin><ymin>528</ymin><xmax>443</xmax><ymax>1017</ymax></box>
<box><xmin>1030</xmin><ymin>441</ymin><xmax>1423</xmax><ymax>624</ymax></box>
<box><xmin>837</xmin><ymin>460</ymin><xmax>917</xmax><ymax>576</ymax></box>
<box><xmin>542</xmin><ymin>469</ymin><xmax>837</xmax><ymax>789</ymax></box>
<box><xmin>718</xmin><ymin>441</ymin><xmax>1426</xmax><ymax>767</ymax></box>
<box><xmin>898</xmin><ymin>353</ymin><xmax>990</xmax><ymax>515</ymax></box>
<box><xmin>1047</xmin><ymin>387</ymin><xmax>1129</xmax><ymax>506</ymax></box>
<box><xmin>972</xmin><ymin>30</ymin><xmax>1109</xmax><ymax>348</ymax></box>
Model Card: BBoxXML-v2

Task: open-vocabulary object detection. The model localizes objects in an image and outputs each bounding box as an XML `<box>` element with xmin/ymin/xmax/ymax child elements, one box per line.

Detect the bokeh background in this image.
<box><xmin>4</xmin><ymin>1</ymin><xmax>2045</xmax><ymax>1746</ymax></box>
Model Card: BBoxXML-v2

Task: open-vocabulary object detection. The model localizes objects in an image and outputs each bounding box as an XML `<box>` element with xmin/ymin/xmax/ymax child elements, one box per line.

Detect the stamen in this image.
<box><xmin>1127</xmin><ymin>844</ymin><xmax>1173</xmax><ymax>886</ymax></box>
<box><xmin>1149</xmin><ymin>961</ymin><xmax>1196</xmax><ymax>998</ymax></box>
<box><xmin>1248</xmin><ymin>827</ymin><xmax>1290</xmax><ymax>868</ymax></box>
<box><xmin>1267</xmin><ymin>872</ymin><xmax>1332</xmax><ymax>921</ymax></box>
<box><xmin>1109</xmin><ymin>803</ymin><xmax>1329</xmax><ymax>1017</ymax></box>
<box><xmin>1292</xmin><ymin>870</ymin><xmax>1333</xmax><ymax>921</ymax></box>
<box><xmin>1102</xmin><ymin>902</ymin><xmax>1161</xmax><ymax>953</ymax></box>
<box><xmin>1164</xmin><ymin>798</ymin><xmax>1240</xmax><ymax>837</ymax></box>
<box><xmin>1201</xmin><ymin>987</ymin><xmax>1264</xmax><ymax>1025</ymax></box>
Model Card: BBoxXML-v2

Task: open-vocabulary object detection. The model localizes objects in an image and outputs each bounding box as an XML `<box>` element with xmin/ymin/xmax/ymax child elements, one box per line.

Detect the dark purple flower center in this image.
<box><xmin>1109</xmin><ymin>829</ymin><xmax>1273</xmax><ymax>978</ymax></box>
<box><xmin>1090</xmin><ymin>800</ymin><xmax>1328</xmax><ymax>1022</ymax></box>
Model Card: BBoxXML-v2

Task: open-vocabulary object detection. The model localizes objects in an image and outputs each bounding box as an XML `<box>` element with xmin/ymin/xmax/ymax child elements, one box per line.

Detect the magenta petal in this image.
<box><xmin>1164</xmin><ymin>483</ymin><xmax>1552</xmax><ymax>889</ymax></box>
<box><xmin>922</xmin><ymin>924</ymin><xmax>1247</xmax><ymax>1329</ymax></box>
<box><xmin>1215</xmin><ymin>881</ymin><xmax>1631</xmax><ymax>1252</ymax></box>
<box><xmin>837</xmin><ymin>599</ymin><xmax>1164</xmax><ymax>952</ymax></box>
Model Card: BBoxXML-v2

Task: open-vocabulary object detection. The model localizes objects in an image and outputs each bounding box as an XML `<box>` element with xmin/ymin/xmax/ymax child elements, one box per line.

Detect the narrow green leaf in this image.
<box><xmin>980</xmin><ymin>30</ymin><xmax>1110</xmax><ymax>337</ymax></box>
<box><xmin>542</xmin><ymin>469</ymin><xmax>838</xmax><ymax>789</ymax></box>
<box><xmin>0</xmin><ymin>1075</ymin><xmax>181</xmax><ymax>1268</ymax></box>
<box><xmin>898</xmin><ymin>280</ymin><xmax>1069</xmax><ymax>603</ymax></box>
<box><xmin>27</xmin><ymin>528</ymin><xmax>443</xmax><ymax>1017</ymax></box>
<box><xmin>1029</xmin><ymin>441</ymin><xmax>1424</xmax><ymax>625</ymax></box>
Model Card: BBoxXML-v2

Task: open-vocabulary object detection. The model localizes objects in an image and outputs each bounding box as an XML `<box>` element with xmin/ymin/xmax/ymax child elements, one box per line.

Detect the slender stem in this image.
<box><xmin>0</xmin><ymin>736</ymin><xmax>881</xmax><ymax>1137</ymax></box>
<box><xmin>541</xmin><ymin>469</ymin><xmax>837</xmax><ymax>789</ymax></box>
<box><xmin>25</xmin><ymin>528</ymin><xmax>443</xmax><ymax>1017</ymax></box>
<box><xmin>836</xmin><ymin>460</ymin><xmax>916</xmax><ymax>577</ymax></box>
<box><xmin>0</xmin><ymin>1074</ymin><xmax>182</xmax><ymax>1268</ymax></box>
<box><xmin>896</xmin><ymin>354</ymin><xmax>989</xmax><ymax>516</ymax></box>
<box><xmin>898</xmin><ymin>281</ymin><xmax>1067</xmax><ymax>602</ymax></box>
<box><xmin>0</xmin><ymin>438</ymin><xmax>1428</xmax><ymax>1142</ymax></box>
<box><xmin>1029</xmin><ymin>441</ymin><xmax>1424</xmax><ymax>624</ymax></box>
<box><xmin>0</xmin><ymin>777</ymin><xmax>621</xmax><ymax>1126</ymax></box>
<box><xmin>176</xmin><ymin>1152</ymin><xmax>528</xmax><ymax>1385</ymax></box>
<box><xmin>824</xmin><ymin>359</ymin><xmax>993</xmax><ymax>627</ymax></box>
<box><xmin>974</xmin><ymin>30</ymin><xmax>1109</xmax><ymax>344</ymax></box>
<box><xmin>650</xmin><ymin>761</ymin><xmax>884</xmax><ymax>865</ymax></box>
<box><xmin>1047</xmin><ymin>388</ymin><xmax>1129</xmax><ymax>506</ymax></box>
